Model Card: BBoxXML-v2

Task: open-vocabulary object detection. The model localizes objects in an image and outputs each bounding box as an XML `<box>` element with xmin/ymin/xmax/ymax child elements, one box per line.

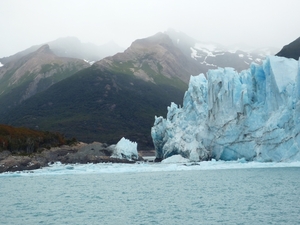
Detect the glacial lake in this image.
<box><xmin>1</xmin><ymin>161</ymin><xmax>300</xmax><ymax>225</ymax></box>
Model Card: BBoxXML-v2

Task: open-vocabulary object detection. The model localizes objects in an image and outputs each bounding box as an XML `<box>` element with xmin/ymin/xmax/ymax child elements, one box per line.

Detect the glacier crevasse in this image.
<box><xmin>151</xmin><ymin>56</ymin><xmax>300</xmax><ymax>162</ymax></box>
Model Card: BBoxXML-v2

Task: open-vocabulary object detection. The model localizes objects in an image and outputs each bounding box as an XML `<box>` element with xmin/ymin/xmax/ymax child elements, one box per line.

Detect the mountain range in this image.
<box><xmin>0</xmin><ymin>30</ymin><xmax>296</xmax><ymax>150</ymax></box>
<box><xmin>96</xmin><ymin>29</ymin><xmax>274</xmax><ymax>84</ymax></box>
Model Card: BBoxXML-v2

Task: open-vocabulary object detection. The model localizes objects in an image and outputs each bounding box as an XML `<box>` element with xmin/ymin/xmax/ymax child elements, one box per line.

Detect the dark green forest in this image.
<box><xmin>0</xmin><ymin>66</ymin><xmax>186</xmax><ymax>149</ymax></box>
<box><xmin>0</xmin><ymin>124</ymin><xmax>76</xmax><ymax>155</ymax></box>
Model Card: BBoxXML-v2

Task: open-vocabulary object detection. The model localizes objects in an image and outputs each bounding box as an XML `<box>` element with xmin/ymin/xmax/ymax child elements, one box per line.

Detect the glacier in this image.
<box><xmin>151</xmin><ymin>56</ymin><xmax>300</xmax><ymax>162</ymax></box>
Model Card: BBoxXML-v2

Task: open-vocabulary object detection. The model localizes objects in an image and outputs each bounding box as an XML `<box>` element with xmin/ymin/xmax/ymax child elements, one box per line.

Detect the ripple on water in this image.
<box><xmin>0</xmin><ymin>167</ymin><xmax>300</xmax><ymax>224</ymax></box>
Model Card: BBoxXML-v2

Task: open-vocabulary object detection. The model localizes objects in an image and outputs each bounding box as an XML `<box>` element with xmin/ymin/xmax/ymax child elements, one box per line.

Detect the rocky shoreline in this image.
<box><xmin>0</xmin><ymin>142</ymin><xmax>144</xmax><ymax>173</ymax></box>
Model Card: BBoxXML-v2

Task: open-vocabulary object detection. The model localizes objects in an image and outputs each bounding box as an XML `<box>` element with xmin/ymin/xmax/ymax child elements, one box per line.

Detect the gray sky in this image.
<box><xmin>1</xmin><ymin>0</ymin><xmax>300</xmax><ymax>57</ymax></box>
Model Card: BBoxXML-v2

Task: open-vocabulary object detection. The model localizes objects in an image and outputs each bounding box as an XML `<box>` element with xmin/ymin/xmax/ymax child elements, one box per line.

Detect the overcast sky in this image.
<box><xmin>1</xmin><ymin>0</ymin><xmax>299</xmax><ymax>57</ymax></box>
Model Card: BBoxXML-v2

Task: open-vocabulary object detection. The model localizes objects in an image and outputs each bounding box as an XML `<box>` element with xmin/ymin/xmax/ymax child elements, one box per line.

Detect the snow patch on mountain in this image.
<box><xmin>190</xmin><ymin>47</ymin><xmax>200</xmax><ymax>60</ymax></box>
<box><xmin>194</xmin><ymin>42</ymin><xmax>218</xmax><ymax>52</ymax></box>
<box><xmin>188</xmin><ymin>41</ymin><xmax>268</xmax><ymax>73</ymax></box>
<box><xmin>83</xmin><ymin>59</ymin><xmax>95</xmax><ymax>65</ymax></box>
<box><xmin>193</xmin><ymin>43</ymin><xmax>219</xmax><ymax>57</ymax></box>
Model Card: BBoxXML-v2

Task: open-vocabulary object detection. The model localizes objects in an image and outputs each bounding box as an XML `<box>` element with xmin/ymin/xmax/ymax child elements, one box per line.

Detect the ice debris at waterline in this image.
<box><xmin>151</xmin><ymin>56</ymin><xmax>300</xmax><ymax>162</ymax></box>
<box><xmin>111</xmin><ymin>137</ymin><xmax>138</xmax><ymax>160</ymax></box>
<box><xmin>2</xmin><ymin>161</ymin><xmax>300</xmax><ymax>177</ymax></box>
<box><xmin>161</xmin><ymin>155</ymin><xmax>190</xmax><ymax>164</ymax></box>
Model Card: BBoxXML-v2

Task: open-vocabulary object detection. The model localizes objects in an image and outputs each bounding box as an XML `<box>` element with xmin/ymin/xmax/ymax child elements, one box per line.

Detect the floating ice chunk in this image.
<box><xmin>111</xmin><ymin>137</ymin><xmax>138</xmax><ymax>160</ymax></box>
<box><xmin>161</xmin><ymin>155</ymin><xmax>190</xmax><ymax>164</ymax></box>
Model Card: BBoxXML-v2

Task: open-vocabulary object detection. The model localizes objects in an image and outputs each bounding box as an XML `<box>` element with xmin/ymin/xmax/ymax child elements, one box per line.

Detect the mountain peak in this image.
<box><xmin>131</xmin><ymin>32</ymin><xmax>172</xmax><ymax>48</ymax></box>
<box><xmin>50</xmin><ymin>36</ymin><xmax>81</xmax><ymax>46</ymax></box>
<box><xmin>276</xmin><ymin>37</ymin><xmax>300</xmax><ymax>60</ymax></box>
<box><xmin>35</xmin><ymin>44</ymin><xmax>52</xmax><ymax>54</ymax></box>
<box><xmin>96</xmin><ymin>31</ymin><xmax>194</xmax><ymax>83</ymax></box>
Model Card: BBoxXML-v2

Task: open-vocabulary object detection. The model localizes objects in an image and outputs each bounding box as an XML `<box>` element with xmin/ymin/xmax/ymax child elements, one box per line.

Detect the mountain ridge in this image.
<box><xmin>0</xmin><ymin>37</ymin><xmax>124</xmax><ymax>65</ymax></box>
<box><xmin>0</xmin><ymin>44</ymin><xmax>89</xmax><ymax>114</ymax></box>
<box><xmin>276</xmin><ymin>37</ymin><xmax>300</xmax><ymax>60</ymax></box>
<box><xmin>95</xmin><ymin>32</ymin><xmax>199</xmax><ymax>83</ymax></box>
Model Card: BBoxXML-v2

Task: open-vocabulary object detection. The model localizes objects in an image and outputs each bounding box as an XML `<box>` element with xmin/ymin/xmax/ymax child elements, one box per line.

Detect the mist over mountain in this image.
<box><xmin>47</xmin><ymin>37</ymin><xmax>124</xmax><ymax>62</ymax></box>
<box><xmin>96</xmin><ymin>30</ymin><xmax>273</xmax><ymax>84</ymax></box>
<box><xmin>0</xmin><ymin>37</ymin><xmax>124</xmax><ymax>65</ymax></box>
<box><xmin>0</xmin><ymin>44</ymin><xmax>89</xmax><ymax>114</ymax></box>
<box><xmin>96</xmin><ymin>32</ymin><xmax>201</xmax><ymax>83</ymax></box>
<box><xmin>165</xmin><ymin>29</ymin><xmax>273</xmax><ymax>74</ymax></box>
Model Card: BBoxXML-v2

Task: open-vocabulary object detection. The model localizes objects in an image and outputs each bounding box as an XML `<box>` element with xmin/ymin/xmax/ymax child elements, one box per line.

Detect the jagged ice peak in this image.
<box><xmin>151</xmin><ymin>56</ymin><xmax>300</xmax><ymax>162</ymax></box>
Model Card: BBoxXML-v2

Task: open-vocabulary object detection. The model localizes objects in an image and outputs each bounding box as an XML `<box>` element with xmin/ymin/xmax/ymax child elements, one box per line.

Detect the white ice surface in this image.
<box><xmin>190</xmin><ymin>47</ymin><xmax>199</xmax><ymax>59</ymax></box>
<box><xmin>268</xmin><ymin>56</ymin><xmax>298</xmax><ymax>93</ymax></box>
<box><xmin>161</xmin><ymin>155</ymin><xmax>190</xmax><ymax>164</ymax></box>
<box><xmin>83</xmin><ymin>59</ymin><xmax>95</xmax><ymax>65</ymax></box>
<box><xmin>1</xmin><ymin>160</ymin><xmax>300</xmax><ymax>177</ymax></box>
<box><xmin>111</xmin><ymin>137</ymin><xmax>138</xmax><ymax>160</ymax></box>
<box><xmin>152</xmin><ymin>56</ymin><xmax>300</xmax><ymax>162</ymax></box>
<box><xmin>194</xmin><ymin>42</ymin><xmax>217</xmax><ymax>52</ymax></box>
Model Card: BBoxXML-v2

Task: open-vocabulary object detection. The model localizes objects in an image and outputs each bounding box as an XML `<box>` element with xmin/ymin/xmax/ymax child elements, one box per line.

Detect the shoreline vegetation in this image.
<box><xmin>0</xmin><ymin>124</ymin><xmax>147</xmax><ymax>173</ymax></box>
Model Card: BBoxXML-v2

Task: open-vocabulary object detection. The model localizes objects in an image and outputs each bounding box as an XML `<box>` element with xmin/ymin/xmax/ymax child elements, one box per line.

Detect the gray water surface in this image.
<box><xmin>1</xmin><ymin>167</ymin><xmax>300</xmax><ymax>225</ymax></box>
